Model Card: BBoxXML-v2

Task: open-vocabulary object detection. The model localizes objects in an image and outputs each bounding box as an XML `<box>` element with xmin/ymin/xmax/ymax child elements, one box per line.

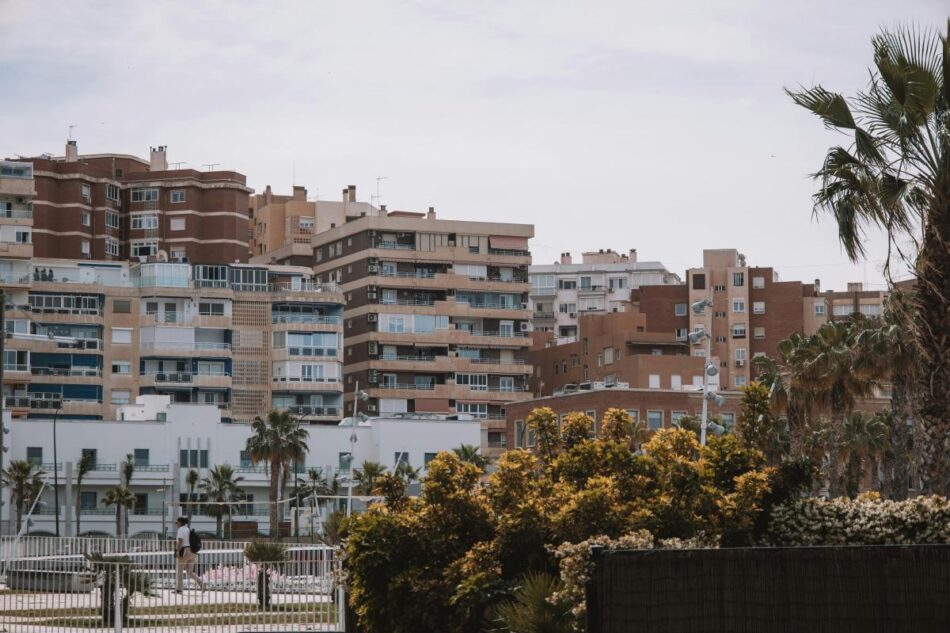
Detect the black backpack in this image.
<box><xmin>189</xmin><ymin>528</ymin><xmax>202</xmax><ymax>553</ymax></box>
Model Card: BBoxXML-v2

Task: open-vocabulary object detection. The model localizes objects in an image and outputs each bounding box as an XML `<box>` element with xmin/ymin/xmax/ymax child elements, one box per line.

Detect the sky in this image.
<box><xmin>1</xmin><ymin>0</ymin><xmax>946</xmax><ymax>290</ymax></box>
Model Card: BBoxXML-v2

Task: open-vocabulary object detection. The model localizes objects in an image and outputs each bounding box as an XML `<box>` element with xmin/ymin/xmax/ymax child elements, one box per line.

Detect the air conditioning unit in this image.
<box><xmin>520</xmin><ymin>322</ymin><xmax>530</xmax><ymax>331</ymax></box>
<box><xmin>569</xmin><ymin>312</ymin><xmax>577</xmax><ymax>318</ymax></box>
<box><xmin>367</xmin><ymin>265</ymin><xmax>379</xmax><ymax>274</ymax></box>
<box><xmin>367</xmin><ymin>292</ymin><xmax>378</xmax><ymax>300</ymax></box>
<box><xmin>368</xmin><ymin>230</ymin><xmax>377</xmax><ymax>238</ymax></box>
<box><xmin>366</xmin><ymin>403</ymin><xmax>377</xmax><ymax>413</ymax></box>
<box><xmin>368</xmin><ymin>257</ymin><xmax>379</xmax><ymax>265</ymax></box>
<box><xmin>368</xmin><ymin>342</ymin><xmax>378</xmax><ymax>355</ymax></box>
<box><xmin>368</xmin><ymin>370</ymin><xmax>379</xmax><ymax>384</ymax></box>
<box><xmin>735</xmin><ymin>360</ymin><xmax>745</xmax><ymax>367</ymax></box>
<box><xmin>367</xmin><ymin>313</ymin><xmax>378</xmax><ymax>323</ymax></box>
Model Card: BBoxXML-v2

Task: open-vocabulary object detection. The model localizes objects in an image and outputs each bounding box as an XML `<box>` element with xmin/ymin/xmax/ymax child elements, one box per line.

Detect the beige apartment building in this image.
<box><xmin>249</xmin><ymin>184</ymin><xmax>380</xmax><ymax>262</ymax></box>
<box><xmin>529</xmin><ymin>248</ymin><xmax>681</xmax><ymax>339</ymax></box>
<box><xmin>288</xmin><ymin>209</ymin><xmax>536</xmax><ymax>458</ymax></box>
<box><xmin>0</xmin><ymin>258</ymin><xmax>344</xmax><ymax>424</ymax></box>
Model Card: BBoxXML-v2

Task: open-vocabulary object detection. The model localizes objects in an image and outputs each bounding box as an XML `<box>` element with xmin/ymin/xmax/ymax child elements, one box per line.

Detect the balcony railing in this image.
<box><xmin>468</xmin><ymin>358</ymin><xmax>526</xmax><ymax>365</ymax></box>
<box><xmin>271</xmin><ymin>314</ymin><xmax>341</xmax><ymax>325</ymax></box>
<box><xmin>144</xmin><ymin>372</ymin><xmax>194</xmax><ymax>383</ymax></box>
<box><xmin>0</xmin><ymin>272</ymin><xmax>32</xmax><ymax>284</ymax></box>
<box><xmin>272</xmin><ymin>376</ymin><xmax>340</xmax><ymax>384</ymax></box>
<box><xmin>5</xmin><ymin>396</ymin><xmax>30</xmax><ymax>407</ymax></box>
<box><xmin>0</xmin><ymin>208</ymin><xmax>32</xmax><ymax>219</ymax></box>
<box><xmin>457</xmin><ymin>301</ymin><xmax>527</xmax><ymax>310</ymax></box>
<box><xmin>533</xmin><ymin>311</ymin><xmax>555</xmax><ymax>319</ymax></box>
<box><xmin>377</xmin><ymin>383</ymin><xmax>437</xmax><ymax>391</ymax></box>
<box><xmin>379</xmin><ymin>270</ymin><xmax>436</xmax><ymax>279</ymax></box>
<box><xmin>30</xmin><ymin>398</ymin><xmax>101</xmax><ymax>409</ymax></box>
<box><xmin>140</xmin><ymin>341</ymin><xmax>231</xmax><ymax>351</ymax></box>
<box><xmin>380</xmin><ymin>298</ymin><xmax>436</xmax><ymax>306</ymax></box>
<box><xmin>284</xmin><ymin>405</ymin><xmax>341</xmax><ymax>417</ymax></box>
<box><xmin>379</xmin><ymin>354</ymin><xmax>436</xmax><ymax>362</ymax></box>
<box><xmin>377</xmin><ymin>241</ymin><xmax>415</xmax><ymax>250</ymax></box>
<box><xmin>467</xmin><ymin>330</ymin><xmax>528</xmax><ymax>338</ymax></box>
<box><xmin>488</xmin><ymin>248</ymin><xmax>530</xmax><ymax>256</ymax></box>
<box><xmin>3</xmin><ymin>364</ymin><xmax>29</xmax><ymax>372</ymax></box>
<box><xmin>30</xmin><ymin>367</ymin><xmax>101</xmax><ymax>377</ymax></box>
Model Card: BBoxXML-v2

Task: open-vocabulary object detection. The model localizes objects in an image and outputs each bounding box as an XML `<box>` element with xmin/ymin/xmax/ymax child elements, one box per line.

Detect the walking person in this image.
<box><xmin>174</xmin><ymin>516</ymin><xmax>205</xmax><ymax>593</ymax></box>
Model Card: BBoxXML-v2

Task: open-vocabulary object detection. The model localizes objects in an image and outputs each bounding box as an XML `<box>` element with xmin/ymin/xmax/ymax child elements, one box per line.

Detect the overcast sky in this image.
<box><xmin>2</xmin><ymin>1</ymin><xmax>945</xmax><ymax>290</ymax></box>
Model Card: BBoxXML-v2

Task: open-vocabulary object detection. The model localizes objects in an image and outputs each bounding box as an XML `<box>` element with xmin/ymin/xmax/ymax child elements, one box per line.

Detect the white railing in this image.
<box><xmin>0</xmin><ymin>547</ymin><xmax>342</xmax><ymax>632</ymax></box>
<box><xmin>272</xmin><ymin>314</ymin><xmax>341</xmax><ymax>325</ymax></box>
<box><xmin>0</xmin><ymin>536</ymin><xmax>249</xmax><ymax>560</ymax></box>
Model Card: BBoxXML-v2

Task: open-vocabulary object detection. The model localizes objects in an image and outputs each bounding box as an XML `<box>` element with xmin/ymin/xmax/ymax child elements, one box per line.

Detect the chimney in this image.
<box><xmin>814</xmin><ymin>278</ymin><xmax>821</xmax><ymax>294</ymax></box>
<box><xmin>342</xmin><ymin>187</ymin><xmax>349</xmax><ymax>202</ymax></box>
<box><xmin>847</xmin><ymin>282</ymin><xmax>863</xmax><ymax>292</ymax></box>
<box><xmin>629</xmin><ymin>248</ymin><xmax>637</xmax><ymax>262</ymax></box>
<box><xmin>427</xmin><ymin>206</ymin><xmax>436</xmax><ymax>220</ymax></box>
<box><xmin>380</xmin><ymin>205</ymin><xmax>387</xmax><ymax>213</ymax></box>
<box><xmin>65</xmin><ymin>140</ymin><xmax>78</xmax><ymax>163</ymax></box>
<box><xmin>560</xmin><ymin>252</ymin><xmax>573</xmax><ymax>265</ymax></box>
<box><xmin>149</xmin><ymin>145</ymin><xmax>168</xmax><ymax>172</ymax></box>
<box><xmin>347</xmin><ymin>185</ymin><xmax>356</xmax><ymax>202</ymax></box>
<box><xmin>293</xmin><ymin>185</ymin><xmax>307</xmax><ymax>201</ymax></box>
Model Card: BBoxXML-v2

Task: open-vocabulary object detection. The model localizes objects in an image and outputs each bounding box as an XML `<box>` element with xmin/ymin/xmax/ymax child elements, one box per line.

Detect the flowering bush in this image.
<box><xmin>766</xmin><ymin>494</ymin><xmax>950</xmax><ymax>545</ymax></box>
<box><xmin>201</xmin><ymin>563</ymin><xmax>284</xmax><ymax>590</ymax></box>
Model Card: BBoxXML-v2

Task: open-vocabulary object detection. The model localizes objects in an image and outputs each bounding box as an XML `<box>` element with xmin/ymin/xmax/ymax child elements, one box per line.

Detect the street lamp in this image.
<box><xmin>156</xmin><ymin>482</ymin><xmax>169</xmax><ymax>538</ymax></box>
<box><xmin>51</xmin><ymin>402</ymin><xmax>64</xmax><ymax>537</ymax></box>
<box><xmin>346</xmin><ymin>386</ymin><xmax>369</xmax><ymax>518</ymax></box>
<box><xmin>689</xmin><ymin>298</ymin><xmax>717</xmax><ymax>446</ymax></box>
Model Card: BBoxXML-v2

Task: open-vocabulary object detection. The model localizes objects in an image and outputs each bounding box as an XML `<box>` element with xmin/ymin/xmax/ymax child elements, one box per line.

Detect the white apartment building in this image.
<box><xmin>0</xmin><ymin>396</ymin><xmax>480</xmax><ymax>537</ymax></box>
<box><xmin>529</xmin><ymin>249</ymin><xmax>681</xmax><ymax>339</ymax></box>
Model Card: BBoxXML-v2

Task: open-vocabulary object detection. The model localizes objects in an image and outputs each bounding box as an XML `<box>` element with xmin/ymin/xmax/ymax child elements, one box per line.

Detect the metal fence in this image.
<box><xmin>0</xmin><ymin>538</ymin><xmax>343</xmax><ymax>632</ymax></box>
<box><xmin>1</xmin><ymin>536</ymin><xmax>249</xmax><ymax>560</ymax></box>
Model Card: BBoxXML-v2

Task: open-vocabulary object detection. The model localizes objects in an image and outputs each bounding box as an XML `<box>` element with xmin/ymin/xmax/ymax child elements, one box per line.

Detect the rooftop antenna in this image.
<box><xmin>202</xmin><ymin>163</ymin><xmax>220</xmax><ymax>171</ymax></box>
<box><xmin>170</xmin><ymin>162</ymin><xmax>186</xmax><ymax>169</ymax></box>
<box><xmin>372</xmin><ymin>176</ymin><xmax>388</xmax><ymax>207</ymax></box>
<box><xmin>68</xmin><ymin>124</ymin><xmax>77</xmax><ymax>140</ymax></box>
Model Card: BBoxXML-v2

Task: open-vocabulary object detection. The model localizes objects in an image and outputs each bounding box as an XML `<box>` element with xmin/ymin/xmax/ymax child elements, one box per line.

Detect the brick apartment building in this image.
<box><xmin>10</xmin><ymin>141</ymin><xmax>251</xmax><ymax>264</ymax></box>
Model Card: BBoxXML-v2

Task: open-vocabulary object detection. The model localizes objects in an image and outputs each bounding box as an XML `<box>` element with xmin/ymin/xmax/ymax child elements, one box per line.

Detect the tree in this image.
<box><xmin>486</xmin><ymin>572</ymin><xmax>574</xmax><ymax>633</ymax></box>
<box><xmin>736</xmin><ymin>382</ymin><xmax>787</xmax><ymax>463</ymax></box>
<box><xmin>787</xmin><ymin>22</ymin><xmax>950</xmax><ymax>494</ymax></box>
<box><xmin>74</xmin><ymin>452</ymin><xmax>95</xmax><ymax>535</ymax></box>
<box><xmin>185</xmin><ymin>469</ymin><xmax>199</xmax><ymax>519</ymax></box>
<box><xmin>353</xmin><ymin>461</ymin><xmax>387</xmax><ymax>495</ymax></box>
<box><xmin>453</xmin><ymin>444</ymin><xmax>490</xmax><ymax>470</ymax></box>
<box><xmin>122</xmin><ymin>453</ymin><xmax>136</xmax><ymax>535</ymax></box>
<box><xmin>1</xmin><ymin>460</ymin><xmax>45</xmax><ymax>534</ymax></box>
<box><xmin>299</xmin><ymin>468</ymin><xmax>338</xmax><ymax>538</ymax></box>
<box><xmin>86</xmin><ymin>553</ymin><xmax>154</xmax><ymax>626</ymax></box>
<box><xmin>841</xmin><ymin>411</ymin><xmax>889</xmax><ymax>498</ymax></box>
<box><xmin>246</xmin><ymin>410</ymin><xmax>309</xmax><ymax>539</ymax></box>
<box><xmin>102</xmin><ymin>486</ymin><xmax>136</xmax><ymax>536</ymax></box>
<box><xmin>200</xmin><ymin>465</ymin><xmax>245</xmax><ymax>538</ymax></box>
<box><xmin>244</xmin><ymin>540</ymin><xmax>287</xmax><ymax>610</ymax></box>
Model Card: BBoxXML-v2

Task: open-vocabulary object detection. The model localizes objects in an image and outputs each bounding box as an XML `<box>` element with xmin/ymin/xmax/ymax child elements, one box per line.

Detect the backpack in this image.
<box><xmin>189</xmin><ymin>528</ymin><xmax>202</xmax><ymax>553</ymax></box>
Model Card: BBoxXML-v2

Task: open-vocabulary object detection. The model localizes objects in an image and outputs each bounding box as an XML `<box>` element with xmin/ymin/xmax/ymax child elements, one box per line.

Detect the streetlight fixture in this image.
<box><xmin>51</xmin><ymin>402</ymin><xmax>64</xmax><ymax>537</ymax></box>
<box><xmin>689</xmin><ymin>298</ymin><xmax>718</xmax><ymax>446</ymax></box>
<box><xmin>346</xmin><ymin>386</ymin><xmax>369</xmax><ymax>518</ymax></box>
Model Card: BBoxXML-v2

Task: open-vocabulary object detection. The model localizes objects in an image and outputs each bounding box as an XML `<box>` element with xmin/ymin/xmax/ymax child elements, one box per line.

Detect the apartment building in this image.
<box><xmin>0</xmin><ymin>258</ymin><xmax>344</xmax><ymax>424</ymax></box>
<box><xmin>249</xmin><ymin>184</ymin><xmax>379</xmax><ymax>262</ymax></box>
<box><xmin>11</xmin><ymin>141</ymin><xmax>250</xmax><ymax>264</ymax></box>
<box><xmin>305</xmin><ymin>209</ymin><xmax>535</xmax><ymax>458</ymax></box>
<box><xmin>528</xmin><ymin>249</ymin><xmax>680</xmax><ymax>339</ymax></box>
<box><xmin>1</xmin><ymin>397</ymin><xmax>480</xmax><ymax>536</ymax></box>
<box><xmin>0</xmin><ymin>160</ymin><xmax>36</xmax><ymax>265</ymax></box>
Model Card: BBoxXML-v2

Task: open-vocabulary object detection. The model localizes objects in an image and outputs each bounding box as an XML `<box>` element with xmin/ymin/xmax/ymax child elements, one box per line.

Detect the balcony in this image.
<box><xmin>271</xmin><ymin>314</ymin><xmax>341</xmax><ymax>325</ymax></box>
<box><xmin>284</xmin><ymin>405</ymin><xmax>341</xmax><ymax>418</ymax></box>
<box><xmin>1</xmin><ymin>207</ymin><xmax>32</xmax><ymax>221</ymax></box>
<box><xmin>30</xmin><ymin>367</ymin><xmax>102</xmax><ymax>378</ymax></box>
<box><xmin>142</xmin><ymin>371</ymin><xmax>194</xmax><ymax>384</ymax></box>
<box><xmin>488</xmin><ymin>248</ymin><xmax>529</xmax><ymax>257</ymax></box>
<box><xmin>4</xmin><ymin>396</ymin><xmax>30</xmax><ymax>408</ymax></box>
<box><xmin>380</xmin><ymin>298</ymin><xmax>436</xmax><ymax>307</ymax></box>
<box><xmin>379</xmin><ymin>270</ymin><xmax>436</xmax><ymax>279</ymax></box>
<box><xmin>377</xmin><ymin>241</ymin><xmax>415</xmax><ymax>250</ymax></box>
<box><xmin>533</xmin><ymin>311</ymin><xmax>555</xmax><ymax>320</ymax></box>
<box><xmin>140</xmin><ymin>341</ymin><xmax>231</xmax><ymax>353</ymax></box>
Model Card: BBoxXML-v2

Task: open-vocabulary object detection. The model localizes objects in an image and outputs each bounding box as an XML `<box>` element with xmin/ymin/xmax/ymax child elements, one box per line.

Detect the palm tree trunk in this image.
<box><xmin>115</xmin><ymin>506</ymin><xmax>122</xmax><ymax>536</ymax></box>
<box><xmin>75</xmin><ymin>486</ymin><xmax>82</xmax><ymax>535</ymax></box>
<box><xmin>269</xmin><ymin>462</ymin><xmax>280</xmax><ymax>540</ymax></box>
<box><xmin>914</xmin><ymin>209</ymin><xmax>950</xmax><ymax>496</ymax></box>
<box><xmin>15</xmin><ymin>500</ymin><xmax>23</xmax><ymax>534</ymax></box>
<box><xmin>882</xmin><ymin>380</ymin><xmax>913</xmax><ymax>500</ymax></box>
<box><xmin>216</xmin><ymin>514</ymin><xmax>222</xmax><ymax>538</ymax></box>
<box><xmin>827</xmin><ymin>412</ymin><xmax>844</xmax><ymax>498</ymax></box>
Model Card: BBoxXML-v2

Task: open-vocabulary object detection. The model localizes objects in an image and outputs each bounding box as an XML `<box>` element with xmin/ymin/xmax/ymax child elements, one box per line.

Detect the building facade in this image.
<box><xmin>1</xmin><ymin>397</ymin><xmax>481</xmax><ymax>536</ymax></box>
<box><xmin>10</xmin><ymin>141</ymin><xmax>251</xmax><ymax>264</ymax></box>
<box><xmin>302</xmin><ymin>209</ymin><xmax>535</xmax><ymax>458</ymax></box>
<box><xmin>1</xmin><ymin>258</ymin><xmax>344</xmax><ymax>424</ymax></box>
<box><xmin>528</xmin><ymin>249</ymin><xmax>680</xmax><ymax>339</ymax></box>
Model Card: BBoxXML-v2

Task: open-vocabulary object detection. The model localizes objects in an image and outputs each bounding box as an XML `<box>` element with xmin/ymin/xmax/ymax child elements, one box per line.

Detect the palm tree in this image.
<box><xmin>394</xmin><ymin>461</ymin><xmax>421</xmax><ymax>485</ymax></box>
<box><xmin>122</xmin><ymin>453</ymin><xmax>136</xmax><ymax>535</ymax></box>
<box><xmin>453</xmin><ymin>444</ymin><xmax>490</xmax><ymax>470</ymax></box>
<box><xmin>841</xmin><ymin>411</ymin><xmax>889</xmax><ymax>498</ymax></box>
<box><xmin>299</xmin><ymin>468</ymin><xmax>337</xmax><ymax>538</ymax></box>
<box><xmin>781</xmin><ymin>320</ymin><xmax>876</xmax><ymax>496</ymax></box>
<box><xmin>74</xmin><ymin>452</ymin><xmax>95</xmax><ymax>535</ymax></box>
<box><xmin>185</xmin><ymin>469</ymin><xmax>199</xmax><ymax>518</ymax></box>
<box><xmin>102</xmin><ymin>486</ymin><xmax>136</xmax><ymax>536</ymax></box>
<box><xmin>200</xmin><ymin>465</ymin><xmax>245</xmax><ymax>538</ymax></box>
<box><xmin>353</xmin><ymin>461</ymin><xmax>386</xmax><ymax>495</ymax></box>
<box><xmin>1</xmin><ymin>460</ymin><xmax>45</xmax><ymax>534</ymax></box>
<box><xmin>787</xmin><ymin>22</ymin><xmax>950</xmax><ymax>494</ymax></box>
<box><xmin>246</xmin><ymin>410</ymin><xmax>309</xmax><ymax>540</ymax></box>
<box><xmin>486</xmin><ymin>572</ymin><xmax>574</xmax><ymax>633</ymax></box>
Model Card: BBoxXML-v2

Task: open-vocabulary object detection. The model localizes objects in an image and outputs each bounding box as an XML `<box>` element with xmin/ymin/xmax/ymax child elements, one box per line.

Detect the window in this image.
<box><xmin>714</xmin><ymin>284</ymin><xmax>726</xmax><ymax>292</ymax></box>
<box><xmin>514</xmin><ymin>420</ymin><xmax>526</xmax><ymax>448</ymax></box>
<box><xmin>815</xmin><ymin>303</ymin><xmax>826</xmax><ymax>316</ymax></box>
<box><xmin>579</xmin><ymin>276</ymin><xmax>592</xmax><ymax>290</ymax></box>
<box><xmin>558</xmin><ymin>279</ymin><xmax>576</xmax><ymax>290</ymax></box>
<box><xmin>106</xmin><ymin>184</ymin><xmax>120</xmax><ymax>201</ymax></box>
<box><xmin>671</xmin><ymin>411</ymin><xmax>687</xmax><ymax>427</ymax></box>
<box><xmin>860</xmin><ymin>304</ymin><xmax>882</xmax><ymax>316</ymax></box>
<box><xmin>647</xmin><ymin>410</ymin><xmax>663</xmax><ymax>431</ymax></box>
<box><xmin>81</xmin><ymin>211</ymin><xmax>91</xmax><ymax>226</ymax></box>
<box><xmin>394</xmin><ymin>452</ymin><xmax>409</xmax><ymax>467</ymax></box>
<box><xmin>735</xmin><ymin>348</ymin><xmax>747</xmax><ymax>362</ymax></box>
<box><xmin>753</xmin><ymin>326</ymin><xmax>766</xmax><ymax>340</ymax></box>
<box><xmin>608</xmin><ymin>277</ymin><xmax>627</xmax><ymax>290</ymax></box>
<box><xmin>131</xmin><ymin>215</ymin><xmax>159</xmax><ymax>230</ymax></box>
<box><xmin>110</xmin><ymin>299</ymin><xmax>131</xmax><ymax>314</ymax></box>
<box><xmin>134</xmin><ymin>449</ymin><xmax>149</xmax><ymax>467</ymax></box>
<box><xmin>674</xmin><ymin>303</ymin><xmax>687</xmax><ymax>316</ymax></box>
<box><xmin>671</xmin><ymin>375</ymin><xmax>682</xmax><ymax>390</ymax></box>
<box><xmin>111</xmin><ymin>328</ymin><xmax>133</xmax><ymax>344</ymax></box>
<box><xmin>112</xmin><ymin>361</ymin><xmax>131</xmax><ymax>375</ymax></box>
<box><xmin>199</xmin><ymin>302</ymin><xmax>225</xmax><ymax>316</ymax></box>
<box><xmin>675</xmin><ymin>327</ymin><xmax>688</xmax><ymax>341</ymax></box>
<box><xmin>558</xmin><ymin>302</ymin><xmax>577</xmax><ymax>314</ymax></box>
<box><xmin>131</xmin><ymin>188</ymin><xmax>159</xmax><ymax>202</ymax></box>
<box><xmin>81</xmin><ymin>183</ymin><xmax>92</xmax><ymax>201</ymax></box>
<box><xmin>715</xmin><ymin>311</ymin><xmax>726</xmax><ymax>318</ymax></box>
<box><xmin>171</xmin><ymin>190</ymin><xmax>186</xmax><ymax>203</ymax></box>
<box><xmin>732</xmin><ymin>272</ymin><xmax>745</xmax><ymax>287</ymax></box>
<box><xmin>424</xmin><ymin>452</ymin><xmax>438</xmax><ymax>467</ymax></box>
<box><xmin>732</xmin><ymin>323</ymin><xmax>746</xmax><ymax>338</ymax></box>
<box><xmin>80</xmin><ymin>491</ymin><xmax>97</xmax><ymax>510</ymax></box>
<box><xmin>692</xmin><ymin>273</ymin><xmax>706</xmax><ymax>290</ymax></box>
<box><xmin>14</xmin><ymin>229</ymin><xmax>31</xmax><ymax>244</ymax></box>
<box><xmin>387</xmin><ymin>316</ymin><xmax>405</xmax><ymax>333</ymax></box>
<box><xmin>457</xmin><ymin>402</ymin><xmax>488</xmax><ymax>418</ymax></box>
<box><xmin>604</xmin><ymin>347</ymin><xmax>614</xmax><ymax>364</ymax></box>
<box><xmin>833</xmin><ymin>304</ymin><xmax>852</xmax><ymax>316</ymax></box>
<box><xmin>27</xmin><ymin>447</ymin><xmax>42</xmax><ymax>465</ymax></box>
<box><xmin>131</xmin><ymin>240</ymin><xmax>158</xmax><ymax>257</ymax></box>
<box><xmin>649</xmin><ymin>374</ymin><xmax>661</xmax><ymax>389</ymax></box>
<box><xmin>626</xmin><ymin>409</ymin><xmax>639</xmax><ymax>423</ymax></box>
<box><xmin>105</xmin><ymin>212</ymin><xmax>120</xmax><ymax>229</ymax></box>
<box><xmin>81</xmin><ymin>239</ymin><xmax>90</xmax><ymax>255</ymax></box>
<box><xmin>752</xmin><ymin>276</ymin><xmax>765</xmax><ymax>289</ymax></box>
<box><xmin>720</xmin><ymin>412</ymin><xmax>736</xmax><ymax>428</ymax></box>
<box><xmin>531</xmin><ymin>274</ymin><xmax>556</xmax><ymax>292</ymax></box>
<box><xmin>752</xmin><ymin>301</ymin><xmax>765</xmax><ymax>314</ymax></box>
<box><xmin>734</xmin><ymin>375</ymin><xmax>747</xmax><ymax>388</ymax></box>
<box><xmin>732</xmin><ymin>299</ymin><xmax>745</xmax><ymax>313</ymax></box>
<box><xmin>170</xmin><ymin>218</ymin><xmax>186</xmax><ymax>231</ymax></box>
<box><xmin>105</xmin><ymin>237</ymin><xmax>119</xmax><ymax>256</ymax></box>
<box><xmin>455</xmin><ymin>373</ymin><xmax>488</xmax><ymax>391</ymax></box>
<box><xmin>111</xmin><ymin>389</ymin><xmax>131</xmax><ymax>404</ymax></box>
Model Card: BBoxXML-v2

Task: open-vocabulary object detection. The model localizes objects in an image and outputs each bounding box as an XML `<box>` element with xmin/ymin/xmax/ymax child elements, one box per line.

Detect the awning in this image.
<box><xmin>489</xmin><ymin>236</ymin><xmax>528</xmax><ymax>250</ymax></box>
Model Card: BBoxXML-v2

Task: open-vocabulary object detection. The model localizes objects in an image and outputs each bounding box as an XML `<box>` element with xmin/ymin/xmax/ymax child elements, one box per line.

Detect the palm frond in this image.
<box><xmin>786</xmin><ymin>85</ymin><xmax>856</xmax><ymax>129</ymax></box>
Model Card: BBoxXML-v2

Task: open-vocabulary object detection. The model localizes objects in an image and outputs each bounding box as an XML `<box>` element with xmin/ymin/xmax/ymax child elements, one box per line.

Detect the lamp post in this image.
<box><xmin>52</xmin><ymin>403</ymin><xmax>64</xmax><ymax>537</ymax></box>
<box><xmin>157</xmin><ymin>480</ymin><xmax>168</xmax><ymax>538</ymax></box>
<box><xmin>346</xmin><ymin>385</ymin><xmax>369</xmax><ymax>518</ymax></box>
<box><xmin>689</xmin><ymin>299</ymin><xmax>723</xmax><ymax>447</ymax></box>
